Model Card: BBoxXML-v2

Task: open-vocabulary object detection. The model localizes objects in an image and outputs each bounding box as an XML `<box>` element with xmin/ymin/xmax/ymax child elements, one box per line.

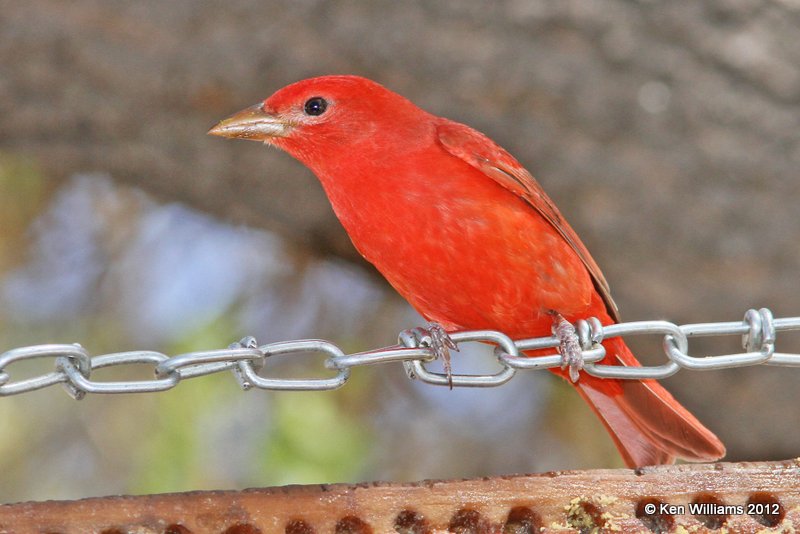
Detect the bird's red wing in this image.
<box><xmin>436</xmin><ymin>119</ymin><xmax>619</xmax><ymax>321</ymax></box>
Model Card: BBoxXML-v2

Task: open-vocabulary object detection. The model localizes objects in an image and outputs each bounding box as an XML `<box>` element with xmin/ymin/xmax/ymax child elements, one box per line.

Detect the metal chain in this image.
<box><xmin>1</xmin><ymin>308</ymin><xmax>798</xmax><ymax>398</ymax></box>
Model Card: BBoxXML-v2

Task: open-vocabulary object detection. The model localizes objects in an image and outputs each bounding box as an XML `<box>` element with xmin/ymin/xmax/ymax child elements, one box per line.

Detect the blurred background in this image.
<box><xmin>1</xmin><ymin>1</ymin><xmax>799</xmax><ymax>503</ymax></box>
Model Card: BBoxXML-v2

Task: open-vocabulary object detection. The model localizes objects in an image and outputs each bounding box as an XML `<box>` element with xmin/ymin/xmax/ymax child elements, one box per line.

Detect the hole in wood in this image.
<box><xmin>100</xmin><ymin>530</ymin><xmax>125</xmax><ymax>534</ymax></box>
<box><xmin>164</xmin><ymin>525</ymin><xmax>192</xmax><ymax>534</ymax></box>
<box><xmin>565</xmin><ymin>499</ymin><xmax>605</xmax><ymax>531</ymax></box>
<box><xmin>223</xmin><ymin>524</ymin><xmax>262</xmax><ymax>534</ymax></box>
<box><xmin>394</xmin><ymin>509</ymin><xmax>430</xmax><ymax>533</ymax></box>
<box><xmin>285</xmin><ymin>519</ymin><xmax>315</xmax><ymax>534</ymax></box>
<box><xmin>691</xmin><ymin>493</ymin><xmax>728</xmax><ymax>529</ymax></box>
<box><xmin>747</xmin><ymin>492</ymin><xmax>784</xmax><ymax>527</ymax></box>
<box><xmin>503</xmin><ymin>506</ymin><xmax>541</xmax><ymax>533</ymax></box>
<box><xmin>335</xmin><ymin>515</ymin><xmax>372</xmax><ymax>534</ymax></box>
<box><xmin>635</xmin><ymin>498</ymin><xmax>675</xmax><ymax>533</ymax></box>
<box><xmin>448</xmin><ymin>508</ymin><xmax>491</xmax><ymax>533</ymax></box>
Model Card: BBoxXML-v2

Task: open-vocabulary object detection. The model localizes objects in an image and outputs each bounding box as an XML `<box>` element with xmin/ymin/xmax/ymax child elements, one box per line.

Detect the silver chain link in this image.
<box><xmin>1</xmin><ymin>308</ymin><xmax>798</xmax><ymax>397</ymax></box>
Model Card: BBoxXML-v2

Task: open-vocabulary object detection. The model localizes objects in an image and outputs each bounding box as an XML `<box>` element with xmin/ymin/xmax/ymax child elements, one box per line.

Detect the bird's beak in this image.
<box><xmin>207</xmin><ymin>104</ymin><xmax>291</xmax><ymax>141</ymax></box>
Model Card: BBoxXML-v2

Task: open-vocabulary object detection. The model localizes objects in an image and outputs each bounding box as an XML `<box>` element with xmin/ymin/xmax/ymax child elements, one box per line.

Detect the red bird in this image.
<box><xmin>209</xmin><ymin>75</ymin><xmax>725</xmax><ymax>467</ymax></box>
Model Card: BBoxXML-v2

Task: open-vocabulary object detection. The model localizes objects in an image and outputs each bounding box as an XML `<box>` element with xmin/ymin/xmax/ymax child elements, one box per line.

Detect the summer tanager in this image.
<box><xmin>209</xmin><ymin>75</ymin><xmax>725</xmax><ymax>467</ymax></box>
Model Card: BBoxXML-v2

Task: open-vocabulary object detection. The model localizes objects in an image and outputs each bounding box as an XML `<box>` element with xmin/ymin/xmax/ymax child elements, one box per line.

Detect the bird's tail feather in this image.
<box><xmin>558</xmin><ymin>337</ymin><xmax>726</xmax><ymax>467</ymax></box>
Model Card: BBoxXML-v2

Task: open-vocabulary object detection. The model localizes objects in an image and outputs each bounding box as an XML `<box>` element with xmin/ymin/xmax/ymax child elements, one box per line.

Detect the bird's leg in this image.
<box><xmin>550</xmin><ymin>311</ymin><xmax>583</xmax><ymax>383</ymax></box>
<box><xmin>400</xmin><ymin>322</ymin><xmax>458</xmax><ymax>389</ymax></box>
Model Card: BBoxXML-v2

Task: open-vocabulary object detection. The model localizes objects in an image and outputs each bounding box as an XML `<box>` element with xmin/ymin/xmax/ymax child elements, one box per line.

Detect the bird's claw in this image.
<box><xmin>552</xmin><ymin>313</ymin><xmax>583</xmax><ymax>383</ymax></box>
<box><xmin>401</xmin><ymin>322</ymin><xmax>458</xmax><ymax>389</ymax></box>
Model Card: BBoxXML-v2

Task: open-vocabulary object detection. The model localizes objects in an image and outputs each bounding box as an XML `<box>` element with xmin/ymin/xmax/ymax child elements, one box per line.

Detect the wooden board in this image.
<box><xmin>1</xmin><ymin>460</ymin><xmax>799</xmax><ymax>533</ymax></box>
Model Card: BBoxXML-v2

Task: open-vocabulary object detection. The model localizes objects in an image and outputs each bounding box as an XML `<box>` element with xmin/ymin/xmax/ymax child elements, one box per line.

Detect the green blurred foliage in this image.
<box><xmin>0</xmin><ymin>152</ymin><xmax>51</xmax><ymax>273</ymax></box>
<box><xmin>262</xmin><ymin>391</ymin><xmax>372</xmax><ymax>485</ymax></box>
<box><xmin>130</xmin><ymin>316</ymin><xmax>240</xmax><ymax>493</ymax></box>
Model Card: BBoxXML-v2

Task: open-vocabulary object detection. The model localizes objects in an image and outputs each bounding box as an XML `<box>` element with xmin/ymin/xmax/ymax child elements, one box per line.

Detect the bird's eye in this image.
<box><xmin>303</xmin><ymin>97</ymin><xmax>328</xmax><ymax>116</ymax></box>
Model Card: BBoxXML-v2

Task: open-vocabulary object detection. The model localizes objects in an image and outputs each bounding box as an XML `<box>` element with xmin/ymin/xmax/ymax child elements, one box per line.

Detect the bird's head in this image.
<box><xmin>208</xmin><ymin>75</ymin><xmax>432</xmax><ymax>167</ymax></box>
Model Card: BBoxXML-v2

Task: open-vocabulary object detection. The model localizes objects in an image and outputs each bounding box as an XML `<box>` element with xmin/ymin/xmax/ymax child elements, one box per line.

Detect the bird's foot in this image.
<box><xmin>550</xmin><ymin>312</ymin><xmax>583</xmax><ymax>383</ymax></box>
<box><xmin>400</xmin><ymin>322</ymin><xmax>458</xmax><ymax>389</ymax></box>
